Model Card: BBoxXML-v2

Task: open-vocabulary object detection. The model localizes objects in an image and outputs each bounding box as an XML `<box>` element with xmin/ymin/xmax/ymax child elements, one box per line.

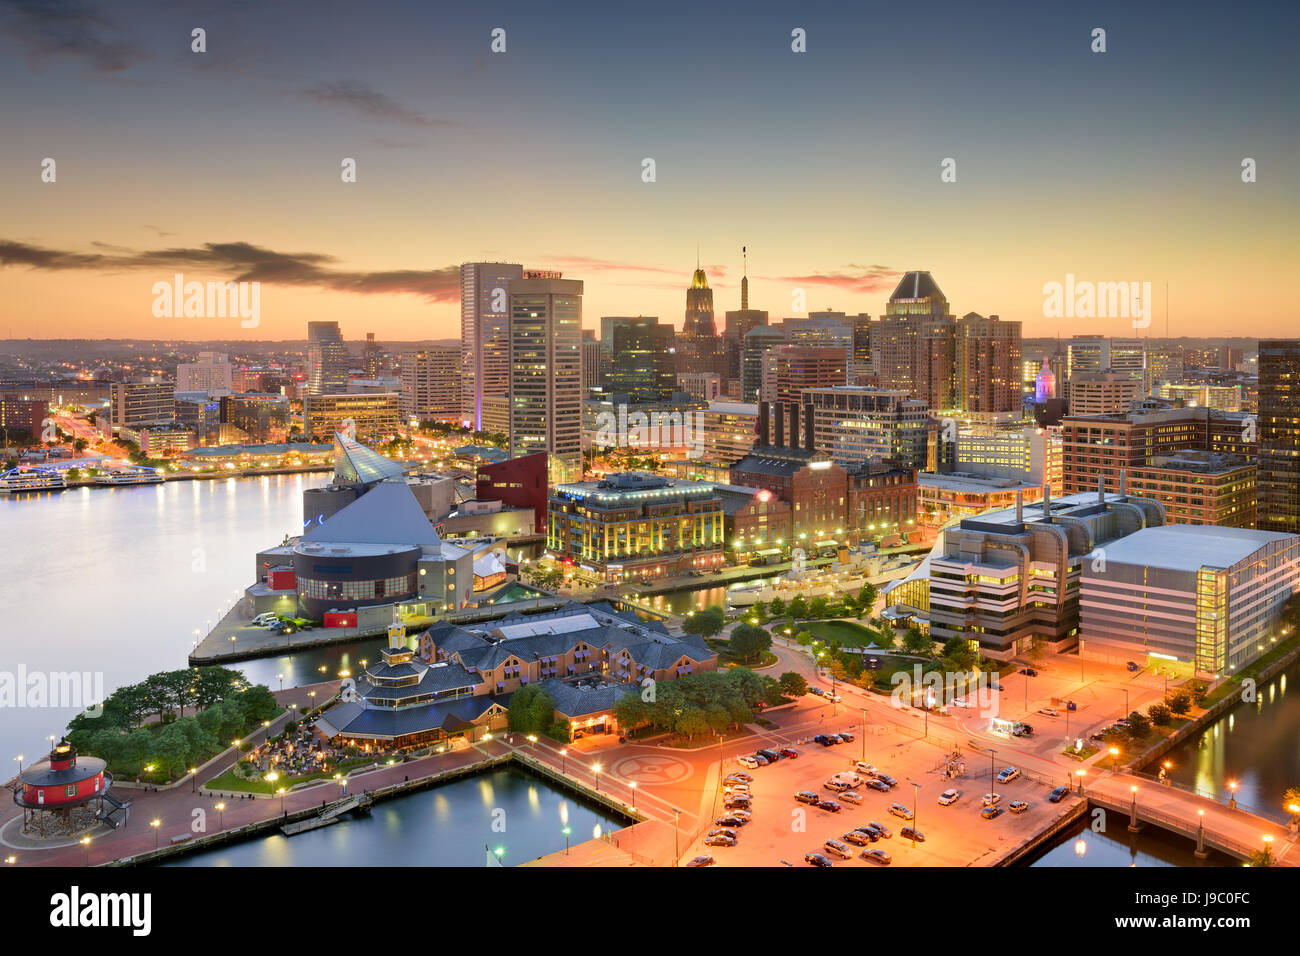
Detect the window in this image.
<box><xmin>65</xmin><ymin>784</ymin><xmax>78</xmax><ymax>797</ymax></box>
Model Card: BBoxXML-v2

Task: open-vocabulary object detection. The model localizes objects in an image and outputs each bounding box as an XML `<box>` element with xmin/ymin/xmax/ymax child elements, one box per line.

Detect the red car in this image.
<box><xmin>815</xmin><ymin>799</ymin><xmax>842</xmax><ymax>813</ymax></box>
<box><xmin>779</xmin><ymin>748</ymin><xmax>800</xmax><ymax>759</ymax></box>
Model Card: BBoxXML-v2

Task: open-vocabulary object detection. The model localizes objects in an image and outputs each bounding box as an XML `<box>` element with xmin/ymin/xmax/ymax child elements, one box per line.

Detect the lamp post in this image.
<box><xmin>672</xmin><ymin>807</ymin><xmax>681</xmax><ymax>865</ymax></box>
<box><xmin>630</xmin><ymin>781</ymin><xmax>637</xmax><ymax>811</ymax></box>
<box><xmin>989</xmin><ymin>749</ymin><xmax>997</xmax><ymax>806</ymax></box>
<box><xmin>1228</xmin><ymin>779</ymin><xmax>1238</xmax><ymax>810</ymax></box>
<box><xmin>150</xmin><ymin>818</ymin><xmax>161</xmax><ymax>850</ymax></box>
<box><xmin>1075</xmin><ymin>769</ymin><xmax>1086</xmax><ymax>795</ymax></box>
<box><xmin>560</xmin><ymin>748</ymin><xmax>567</xmax><ymax>776</ymax></box>
<box><xmin>909</xmin><ymin>780</ymin><xmax>920</xmax><ymax>847</ymax></box>
<box><xmin>81</xmin><ymin>836</ymin><xmax>91</xmax><ymax>867</ymax></box>
<box><xmin>190</xmin><ymin>767</ymin><xmax>198</xmax><ymax>793</ymax></box>
<box><xmin>860</xmin><ymin>710</ymin><xmax>867</xmax><ymax>762</ymax></box>
<box><xmin>1109</xmin><ymin>746</ymin><xmax>1120</xmax><ymax>771</ymax></box>
<box><xmin>593</xmin><ymin>763</ymin><xmax>602</xmax><ymax>793</ymax></box>
<box><xmin>1195</xmin><ymin>809</ymin><xmax>1207</xmax><ymax>859</ymax></box>
<box><xmin>13</xmin><ymin>755</ymin><xmax>22</xmax><ymax>775</ymax></box>
<box><xmin>563</xmin><ymin>826</ymin><xmax>571</xmax><ymax>855</ymax></box>
<box><xmin>216</xmin><ymin>802</ymin><xmax>225</xmax><ymax>829</ymax></box>
<box><xmin>277</xmin><ymin>673</ymin><xmax>283</xmax><ymax>693</ymax></box>
<box><xmin>277</xmin><ymin>787</ymin><xmax>286</xmax><ymax>815</ymax></box>
<box><xmin>1128</xmin><ymin>785</ymin><xmax>1140</xmax><ymax>833</ymax></box>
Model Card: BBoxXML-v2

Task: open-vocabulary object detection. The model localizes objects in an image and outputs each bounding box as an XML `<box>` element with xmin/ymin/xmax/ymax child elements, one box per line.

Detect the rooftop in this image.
<box><xmin>1088</xmin><ymin>524</ymin><xmax>1299</xmax><ymax>572</ymax></box>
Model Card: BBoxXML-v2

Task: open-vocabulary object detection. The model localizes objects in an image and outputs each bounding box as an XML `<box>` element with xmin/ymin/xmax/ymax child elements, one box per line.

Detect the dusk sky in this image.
<box><xmin>1</xmin><ymin>0</ymin><xmax>1296</xmax><ymax>342</ymax></box>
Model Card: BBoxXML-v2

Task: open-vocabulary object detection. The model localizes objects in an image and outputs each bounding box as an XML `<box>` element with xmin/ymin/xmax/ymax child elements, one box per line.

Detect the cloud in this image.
<box><xmin>0</xmin><ymin>239</ymin><xmax>461</xmax><ymax>302</ymax></box>
<box><xmin>766</xmin><ymin>264</ymin><xmax>899</xmax><ymax>294</ymax></box>
<box><xmin>0</xmin><ymin>0</ymin><xmax>144</xmax><ymax>73</ymax></box>
<box><xmin>544</xmin><ymin>255</ymin><xmax>727</xmax><ymax>283</ymax></box>
<box><xmin>300</xmin><ymin>79</ymin><xmax>461</xmax><ymax>128</ymax></box>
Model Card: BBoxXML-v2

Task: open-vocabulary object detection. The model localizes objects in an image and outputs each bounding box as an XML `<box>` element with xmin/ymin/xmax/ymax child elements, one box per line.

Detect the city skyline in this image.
<box><xmin>2</xmin><ymin>0</ymin><xmax>1297</xmax><ymax>340</ymax></box>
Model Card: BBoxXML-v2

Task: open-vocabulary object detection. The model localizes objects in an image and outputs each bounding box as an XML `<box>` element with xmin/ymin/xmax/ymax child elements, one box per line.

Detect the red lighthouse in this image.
<box><xmin>14</xmin><ymin>738</ymin><xmax>125</xmax><ymax>836</ymax></box>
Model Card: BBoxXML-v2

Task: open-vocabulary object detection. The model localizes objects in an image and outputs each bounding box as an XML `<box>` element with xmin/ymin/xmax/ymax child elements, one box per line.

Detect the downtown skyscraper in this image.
<box><xmin>306</xmin><ymin>321</ymin><xmax>350</xmax><ymax>396</ymax></box>
<box><xmin>875</xmin><ymin>271</ymin><xmax>957</xmax><ymax>411</ymax></box>
<box><xmin>460</xmin><ymin>261</ymin><xmax>524</xmax><ymax>432</ymax></box>
<box><xmin>1257</xmin><ymin>339</ymin><xmax>1300</xmax><ymax>534</ymax></box>
<box><xmin>508</xmin><ymin>273</ymin><xmax>584</xmax><ymax>486</ymax></box>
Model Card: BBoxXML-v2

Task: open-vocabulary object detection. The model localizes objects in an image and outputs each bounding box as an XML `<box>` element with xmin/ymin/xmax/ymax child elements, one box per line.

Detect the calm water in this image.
<box><xmin>1026</xmin><ymin>814</ymin><xmax>1232</xmax><ymax>867</ymax></box>
<box><xmin>0</xmin><ymin>475</ymin><xmax>328</xmax><ymax>764</ymax></box>
<box><xmin>1156</xmin><ymin>665</ymin><xmax>1299</xmax><ymax>819</ymax></box>
<box><xmin>161</xmin><ymin>766</ymin><xmax>625</xmax><ymax>867</ymax></box>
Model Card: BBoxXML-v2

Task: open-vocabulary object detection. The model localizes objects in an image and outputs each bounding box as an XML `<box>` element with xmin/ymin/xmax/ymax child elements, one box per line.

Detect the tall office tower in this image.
<box><xmin>176</xmin><ymin>351</ymin><xmax>233</xmax><ymax>395</ymax></box>
<box><xmin>1147</xmin><ymin>347</ymin><xmax>1185</xmax><ymax>390</ymax></box>
<box><xmin>851</xmin><ymin>314</ymin><xmax>874</xmax><ymax>374</ymax></box>
<box><xmin>679</xmin><ymin>264</ymin><xmax>726</xmax><ymax>377</ymax></box>
<box><xmin>789</xmin><ymin>313</ymin><xmax>856</xmax><ymax>376</ymax></box>
<box><xmin>608</xmin><ymin>318</ymin><xmax>677</xmax><ymax>401</ymax></box>
<box><xmin>110</xmin><ymin>377</ymin><xmax>175</xmax><ymax>431</ymax></box>
<box><xmin>742</xmin><ymin>326</ymin><xmax>784</xmax><ymax>403</ymax></box>
<box><xmin>875</xmin><ymin>271</ymin><xmax>957</xmax><ymax>410</ymax></box>
<box><xmin>508</xmin><ymin>275</ymin><xmax>584</xmax><ymax>485</ymax></box>
<box><xmin>1066</xmin><ymin>372</ymin><xmax>1142</xmax><ymax>416</ymax></box>
<box><xmin>1066</xmin><ymin>335</ymin><xmax>1109</xmax><ymax>378</ymax></box>
<box><xmin>1257</xmin><ymin>340</ymin><xmax>1300</xmax><ymax>533</ymax></box>
<box><xmin>1110</xmin><ymin>337</ymin><xmax>1147</xmax><ymax>391</ymax></box>
<box><xmin>955</xmin><ymin>313</ymin><xmax>1022</xmax><ymax>413</ymax></box>
<box><xmin>1218</xmin><ymin>346</ymin><xmax>1244</xmax><ymax>371</ymax></box>
<box><xmin>306</xmin><ymin>321</ymin><xmax>350</xmax><ymax>395</ymax></box>
<box><xmin>581</xmin><ymin>330</ymin><xmax>601</xmax><ymax>393</ymax></box>
<box><xmin>399</xmin><ymin>347</ymin><xmax>460</xmax><ymax>422</ymax></box>
<box><xmin>460</xmin><ymin>261</ymin><xmax>525</xmax><ymax>430</ymax></box>
<box><xmin>684</xmin><ymin>262</ymin><xmax>716</xmax><ymax>336</ymax></box>
<box><xmin>762</xmin><ymin>345</ymin><xmax>847</xmax><ymax>406</ymax></box>
<box><xmin>363</xmin><ymin>333</ymin><xmax>382</xmax><ymax>379</ymax></box>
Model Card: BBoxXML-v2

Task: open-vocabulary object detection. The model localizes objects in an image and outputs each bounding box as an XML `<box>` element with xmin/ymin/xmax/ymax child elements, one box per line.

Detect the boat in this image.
<box><xmin>0</xmin><ymin>467</ymin><xmax>67</xmax><ymax>494</ymax></box>
<box><xmin>95</xmin><ymin>467</ymin><xmax>165</xmax><ymax>486</ymax></box>
<box><xmin>726</xmin><ymin>546</ymin><xmax>916</xmax><ymax>607</ymax></box>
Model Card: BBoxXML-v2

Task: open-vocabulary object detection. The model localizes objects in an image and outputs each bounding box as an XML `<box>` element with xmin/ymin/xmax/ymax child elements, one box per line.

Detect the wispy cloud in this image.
<box><xmin>544</xmin><ymin>255</ymin><xmax>727</xmax><ymax>283</ymax></box>
<box><xmin>0</xmin><ymin>239</ymin><xmax>461</xmax><ymax>301</ymax></box>
<box><xmin>300</xmin><ymin>79</ymin><xmax>461</xmax><ymax>128</ymax></box>
<box><xmin>767</xmin><ymin>264</ymin><xmax>899</xmax><ymax>294</ymax></box>
<box><xmin>0</xmin><ymin>0</ymin><xmax>144</xmax><ymax>73</ymax></box>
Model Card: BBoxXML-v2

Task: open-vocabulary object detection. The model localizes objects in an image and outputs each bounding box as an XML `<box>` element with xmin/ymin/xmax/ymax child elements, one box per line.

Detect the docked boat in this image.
<box><xmin>95</xmin><ymin>467</ymin><xmax>165</xmax><ymax>486</ymax></box>
<box><xmin>726</xmin><ymin>546</ymin><xmax>916</xmax><ymax>607</ymax></box>
<box><xmin>0</xmin><ymin>467</ymin><xmax>67</xmax><ymax>494</ymax></box>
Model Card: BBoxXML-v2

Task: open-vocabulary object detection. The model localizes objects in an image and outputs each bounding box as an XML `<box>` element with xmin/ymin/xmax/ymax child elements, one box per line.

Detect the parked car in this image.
<box><xmin>736</xmin><ymin>755</ymin><xmax>760</xmax><ymax>769</ymax></box>
<box><xmin>269</xmin><ymin>621</ymin><xmax>296</xmax><ymax>635</ymax></box>
<box><xmin>831</xmin><ymin>771</ymin><xmax>864</xmax><ymax>787</ymax></box>
<box><xmin>843</xmin><ymin>830</ymin><xmax>872</xmax><ymax>846</ymax></box>
<box><xmin>861</xmin><ymin>848</ymin><xmax>893</xmax><ymax>865</ymax></box>
<box><xmin>1049</xmin><ymin>786</ymin><xmax>1070</xmax><ymax>803</ymax></box>
<box><xmin>840</xmin><ymin>790</ymin><xmax>864</xmax><ymax>805</ymax></box>
<box><xmin>996</xmin><ymin>767</ymin><xmax>1020</xmax><ymax>784</ymax></box>
<box><xmin>686</xmin><ymin>855</ymin><xmax>714</xmax><ymax>867</ymax></box>
<box><xmin>707</xmin><ymin>827</ymin><xmax>738</xmax><ymax>840</ymax></box>
<box><xmin>888</xmin><ymin>803</ymin><xmax>914</xmax><ymax>820</ymax></box>
<box><xmin>824</xmin><ymin>779</ymin><xmax>853</xmax><ymax>793</ymax></box>
<box><xmin>808</xmin><ymin>686</ymin><xmax>826</xmax><ymax>697</ymax></box>
<box><xmin>1019</xmin><ymin>667</ymin><xmax>1038</xmax><ymax>677</ymax></box>
<box><xmin>750</xmin><ymin>753</ymin><xmax>771</xmax><ymax>765</ymax></box>
<box><xmin>724</xmin><ymin>772</ymin><xmax>753</xmax><ymax>785</ymax></box>
<box><xmin>992</xmin><ymin>682</ymin><xmax>1005</xmax><ymax>691</ymax></box>
<box><xmin>723</xmin><ymin>783</ymin><xmax>751</xmax><ymax>794</ymax></box>
<box><xmin>252</xmin><ymin>613</ymin><xmax>279</xmax><ymax>626</ymax></box>
<box><xmin>982</xmin><ymin>793</ymin><xmax>1001</xmax><ymax>807</ymax></box>
<box><xmin>853</xmin><ymin>761</ymin><xmax>878</xmax><ymax>776</ymax></box>
<box><xmin>823</xmin><ymin>839</ymin><xmax>853</xmax><ymax>860</ymax></box>
<box><xmin>1009</xmin><ymin>800</ymin><xmax>1030</xmax><ymax>815</ymax></box>
<box><xmin>900</xmin><ymin>826</ymin><xmax>925</xmax><ymax>842</ymax></box>
<box><xmin>794</xmin><ymin>791</ymin><xmax>820</xmax><ymax>805</ymax></box>
<box><xmin>866</xmin><ymin>821</ymin><xmax>893</xmax><ymax>838</ymax></box>
<box><xmin>837</xmin><ymin>731</ymin><xmax>855</xmax><ymax>742</ymax></box>
<box><xmin>779</xmin><ymin>748</ymin><xmax>800</xmax><ymax>759</ymax></box>
<box><xmin>827</xmin><ymin>693</ymin><xmax>843</xmax><ymax>703</ymax></box>
<box><xmin>704</xmin><ymin>832</ymin><xmax>737</xmax><ymax>847</ymax></box>
<box><xmin>804</xmin><ymin>852</ymin><xmax>833</xmax><ymax>867</ymax></box>
<box><xmin>980</xmin><ymin>805</ymin><xmax>1003</xmax><ymax>820</ymax></box>
<box><xmin>815</xmin><ymin>799</ymin><xmax>842</xmax><ymax>813</ymax></box>
<box><xmin>727</xmin><ymin>809</ymin><xmax>752</xmax><ymax>823</ymax></box>
<box><xmin>1037</xmin><ymin>707</ymin><xmax>1059</xmax><ymax>717</ymax></box>
<box><xmin>826</xmin><ymin>734</ymin><xmax>844</xmax><ymax>745</ymax></box>
<box><xmin>724</xmin><ymin>795</ymin><xmax>751</xmax><ymax>810</ymax></box>
<box><xmin>1012</xmin><ymin>723</ymin><xmax>1034</xmax><ymax>737</ymax></box>
<box><xmin>874</xmin><ymin>773</ymin><xmax>898</xmax><ymax>789</ymax></box>
<box><xmin>813</xmin><ymin>734</ymin><xmax>835</xmax><ymax>748</ymax></box>
<box><xmin>866</xmin><ymin>778</ymin><xmax>892</xmax><ymax>793</ymax></box>
<box><xmin>938</xmin><ymin>788</ymin><xmax>960</xmax><ymax>806</ymax></box>
<box><xmin>1126</xmin><ymin>661</ymin><xmax>1140</xmax><ymax>672</ymax></box>
<box><xmin>1089</xmin><ymin>731</ymin><xmax>1108</xmax><ymax>742</ymax></box>
<box><xmin>716</xmin><ymin>814</ymin><xmax>748</xmax><ymax>827</ymax></box>
<box><xmin>757</xmin><ymin>749</ymin><xmax>782</xmax><ymax>763</ymax></box>
<box><xmin>951</xmin><ymin>697</ymin><xmax>970</xmax><ymax>708</ymax></box>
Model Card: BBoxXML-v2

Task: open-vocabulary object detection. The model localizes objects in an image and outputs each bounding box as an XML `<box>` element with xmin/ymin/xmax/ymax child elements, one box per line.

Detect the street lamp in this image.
<box><xmin>908</xmin><ymin>780</ymin><xmax>920</xmax><ymax>847</ymax></box>
<box><xmin>989</xmin><ymin>748</ymin><xmax>998</xmax><ymax>807</ymax></box>
<box><xmin>13</xmin><ymin>755</ymin><xmax>22</xmax><ymax>774</ymax></box>
<box><xmin>190</xmin><ymin>767</ymin><xmax>198</xmax><ymax>792</ymax></box>
<box><xmin>630</xmin><ymin>781</ymin><xmax>637</xmax><ymax>810</ymax></box>
<box><xmin>672</xmin><ymin>807</ymin><xmax>681</xmax><ymax>865</ymax></box>
<box><xmin>563</xmin><ymin>826</ymin><xmax>571</xmax><ymax>855</ymax></box>
<box><xmin>593</xmin><ymin>764</ymin><xmax>602</xmax><ymax>792</ymax></box>
<box><xmin>1228</xmin><ymin>779</ymin><xmax>1238</xmax><ymax>809</ymax></box>
<box><xmin>150</xmin><ymin>818</ymin><xmax>161</xmax><ymax>849</ymax></box>
<box><xmin>1128</xmin><ymin>785</ymin><xmax>1140</xmax><ymax>832</ymax></box>
<box><xmin>560</xmin><ymin>748</ymin><xmax>567</xmax><ymax>775</ymax></box>
<box><xmin>1075</xmin><ymin>769</ymin><xmax>1086</xmax><ymax>795</ymax></box>
<box><xmin>81</xmin><ymin>836</ymin><xmax>91</xmax><ymax>866</ymax></box>
<box><xmin>1109</xmin><ymin>746</ymin><xmax>1120</xmax><ymax>771</ymax></box>
<box><xmin>216</xmin><ymin>802</ymin><xmax>225</xmax><ymax>829</ymax></box>
<box><xmin>527</xmin><ymin>735</ymin><xmax>538</xmax><ymax>747</ymax></box>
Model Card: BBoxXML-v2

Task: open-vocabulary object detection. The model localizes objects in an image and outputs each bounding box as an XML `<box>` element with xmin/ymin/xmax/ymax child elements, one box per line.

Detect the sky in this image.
<box><xmin>1</xmin><ymin>0</ymin><xmax>1296</xmax><ymax>342</ymax></box>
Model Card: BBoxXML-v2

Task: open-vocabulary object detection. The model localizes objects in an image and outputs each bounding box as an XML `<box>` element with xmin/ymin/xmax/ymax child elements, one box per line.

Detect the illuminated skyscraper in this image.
<box><xmin>306</xmin><ymin>321</ymin><xmax>350</xmax><ymax>396</ymax></box>
<box><xmin>1258</xmin><ymin>339</ymin><xmax>1300</xmax><ymax>533</ymax></box>
<box><xmin>460</xmin><ymin>261</ymin><xmax>524</xmax><ymax>430</ymax></box>
<box><xmin>875</xmin><ymin>271</ymin><xmax>956</xmax><ymax>410</ymax></box>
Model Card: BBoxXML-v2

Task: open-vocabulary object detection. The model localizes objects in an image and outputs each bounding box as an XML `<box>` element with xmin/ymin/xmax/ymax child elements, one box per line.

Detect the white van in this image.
<box><xmin>252</xmin><ymin>613</ymin><xmax>279</xmax><ymax>626</ymax></box>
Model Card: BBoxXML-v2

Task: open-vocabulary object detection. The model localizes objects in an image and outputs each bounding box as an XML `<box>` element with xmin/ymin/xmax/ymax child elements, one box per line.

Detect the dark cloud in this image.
<box><xmin>0</xmin><ymin>239</ymin><xmax>461</xmax><ymax>302</ymax></box>
<box><xmin>0</xmin><ymin>0</ymin><xmax>144</xmax><ymax>73</ymax></box>
<box><xmin>300</xmin><ymin>79</ymin><xmax>461</xmax><ymax>128</ymax></box>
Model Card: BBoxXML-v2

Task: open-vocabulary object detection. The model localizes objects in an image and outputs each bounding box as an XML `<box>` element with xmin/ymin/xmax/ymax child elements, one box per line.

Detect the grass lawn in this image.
<box><xmin>805</xmin><ymin>619</ymin><xmax>881</xmax><ymax>647</ymax></box>
<box><xmin>705</xmin><ymin>638</ymin><xmax>777</xmax><ymax>668</ymax></box>
<box><xmin>204</xmin><ymin>755</ymin><xmax>375</xmax><ymax>794</ymax></box>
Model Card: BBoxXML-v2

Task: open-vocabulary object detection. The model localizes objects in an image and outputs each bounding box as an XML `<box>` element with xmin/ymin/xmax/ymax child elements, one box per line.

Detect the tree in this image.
<box><xmin>1126</xmin><ymin>710</ymin><xmax>1151</xmax><ymax>739</ymax></box>
<box><xmin>943</xmin><ymin>636</ymin><xmax>978</xmax><ymax>671</ymax></box>
<box><xmin>857</xmin><ymin>583</ymin><xmax>878</xmax><ymax>612</ymax></box>
<box><xmin>778</xmin><ymin>671</ymin><xmax>808</xmax><ymax>698</ymax></box>
<box><xmin>789</xmin><ymin>595</ymin><xmax>810</xmax><ymax>619</ymax></box>
<box><xmin>902</xmin><ymin>627</ymin><xmax>932</xmax><ymax>657</ymax></box>
<box><xmin>729</xmin><ymin>623</ymin><xmax>772</xmax><ymax>663</ymax></box>
<box><xmin>507</xmin><ymin>685</ymin><xmax>557</xmax><ymax>735</ymax></box>
<box><xmin>1166</xmin><ymin>690</ymin><xmax>1192</xmax><ymax>717</ymax></box>
<box><xmin>1147</xmin><ymin>702</ymin><xmax>1172</xmax><ymax>726</ymax></box>
<box><xmin>875</xmin><ymin>623</ymin><xmax>896</xmax><ymax>650</ymax></box>
<box><xmin>682</xmin><ymin>605</ymin><xmax>725</xmax><ymax>639</ymax></box>
<box><xmin>768</xmin><ymin>596</ymin><xmax>787</xmax><ymax>618</ymax></box>
<box><xmin>809</xmin><ymin>596</ymin><xmax>829</xmax><ymax>620</ymax></box>
<box><xmin>1284</xmin><ymin>787</ymin><xmax>1300</xmax><ymax>822</ymax></box>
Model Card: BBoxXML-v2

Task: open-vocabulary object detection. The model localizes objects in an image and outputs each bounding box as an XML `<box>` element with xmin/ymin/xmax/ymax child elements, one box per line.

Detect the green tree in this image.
<box><xmin>779</xmin><ymin>672</ymin><xmax>808</xmax><ymax>697</ymax></box>
<box><xmin>1126</xmin><ymin>710</ymin><xmax>1151</xmax><ymax>739</ymax></box>
<box><xmin>768</xmin><ymin>596</ymin><xmax>787</xmax><ymax>618</ymax></box>
<box><xmin>1166</xmin><ymin>690</ymin><xmax>1192</xmax><ymax>717</ymax></box>
<box><xmin>902</xmin><ymin>627</ymin><xmax>932</xmax><ymax>657</ymax></box>
<box><xmin>507</xmin><ymin>685</ymin><xmax>557</xmax><ymax>735</ymax></box>
<box><xmin>682</xmin><ymin>605</ymin><xmax>726</xmax><ymax>639</ymax></box>
<box><xmin>857</xmin><ymin>583</ymin><xmax>878</xmax><ymax>612</ymax></box>
<box><xmin>1147</xmin><ymin>702</ymin><xmax>1172</xmax><ymax>726</ymax></box>
<box><xmin>729</xmin><ymin>623</ymin><xmax>772</xmax><ymax>663</ymax></box>
<box><xmin>809</xmin><ymin>596</ymin><xmax>829</xmax><ymax>619</ymax></box>
<box><xmin>789</xmin><ymin>595</ymin><xmax>810</xmax><ymax>619</ymax></box>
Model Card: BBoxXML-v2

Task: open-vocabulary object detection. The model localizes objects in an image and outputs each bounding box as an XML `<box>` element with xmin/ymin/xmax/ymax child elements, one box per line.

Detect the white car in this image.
<box><xmin>937</xmin><ymin>788</ymin><xmax>960</xmax><ymax>806</ymax></box>
<box><xmin>1037</xmin><ymin>707</ymin><xmax>1060</xmax><ymax>717</ymax></box>
<box><xmin>824</xmin><ymin>778</ymin><xmax>853</xmax><ymax>792</ymax></box>
<box><xmin>724</xmin><ymin>783</ymin><xmax>750</xmax><ymax>795</ymax></box>
<box><xmin>252</xmin><ymin>613</ymin><xmax>279</xmax><ymax>626</ymax></box>
<box><xmin>822</xmin><ymin>839</ymin><xmax>853</xmax><ymax>860</ymax></box>
<box><xmin>853</xmin><ymin>761</ymin><xmax>878</xmax><ymax>776</ymax></box>
<box><xmin>982</xmin><ymin>792</ymin><xmax>1001</xmax><ymax>807</ymax></box>
<box><xmin>827</xmin><ymin>693</ymin><xmax>843</xmax><ymax>703</ymax></box>
<box><xmin>840</xmin><ymin>790</ymin><xmax>864</xmax><ymax>805</ymax></box>
<box><xmin>736</xmin><ymin>755</ymin><xmax>760</xmax><ymax>769</ymax></box>
<box><xmin>997</xmin><ymin>767</ymin><xmax>1021</xmax><ymax>784</ymax></box>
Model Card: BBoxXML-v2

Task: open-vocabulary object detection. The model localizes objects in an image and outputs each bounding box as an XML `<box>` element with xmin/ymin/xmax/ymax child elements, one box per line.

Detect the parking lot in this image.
<box><xmin>685</xmin><ymin>727</ymin><xmax>1083</xmax><ymax>867</ymax></box>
